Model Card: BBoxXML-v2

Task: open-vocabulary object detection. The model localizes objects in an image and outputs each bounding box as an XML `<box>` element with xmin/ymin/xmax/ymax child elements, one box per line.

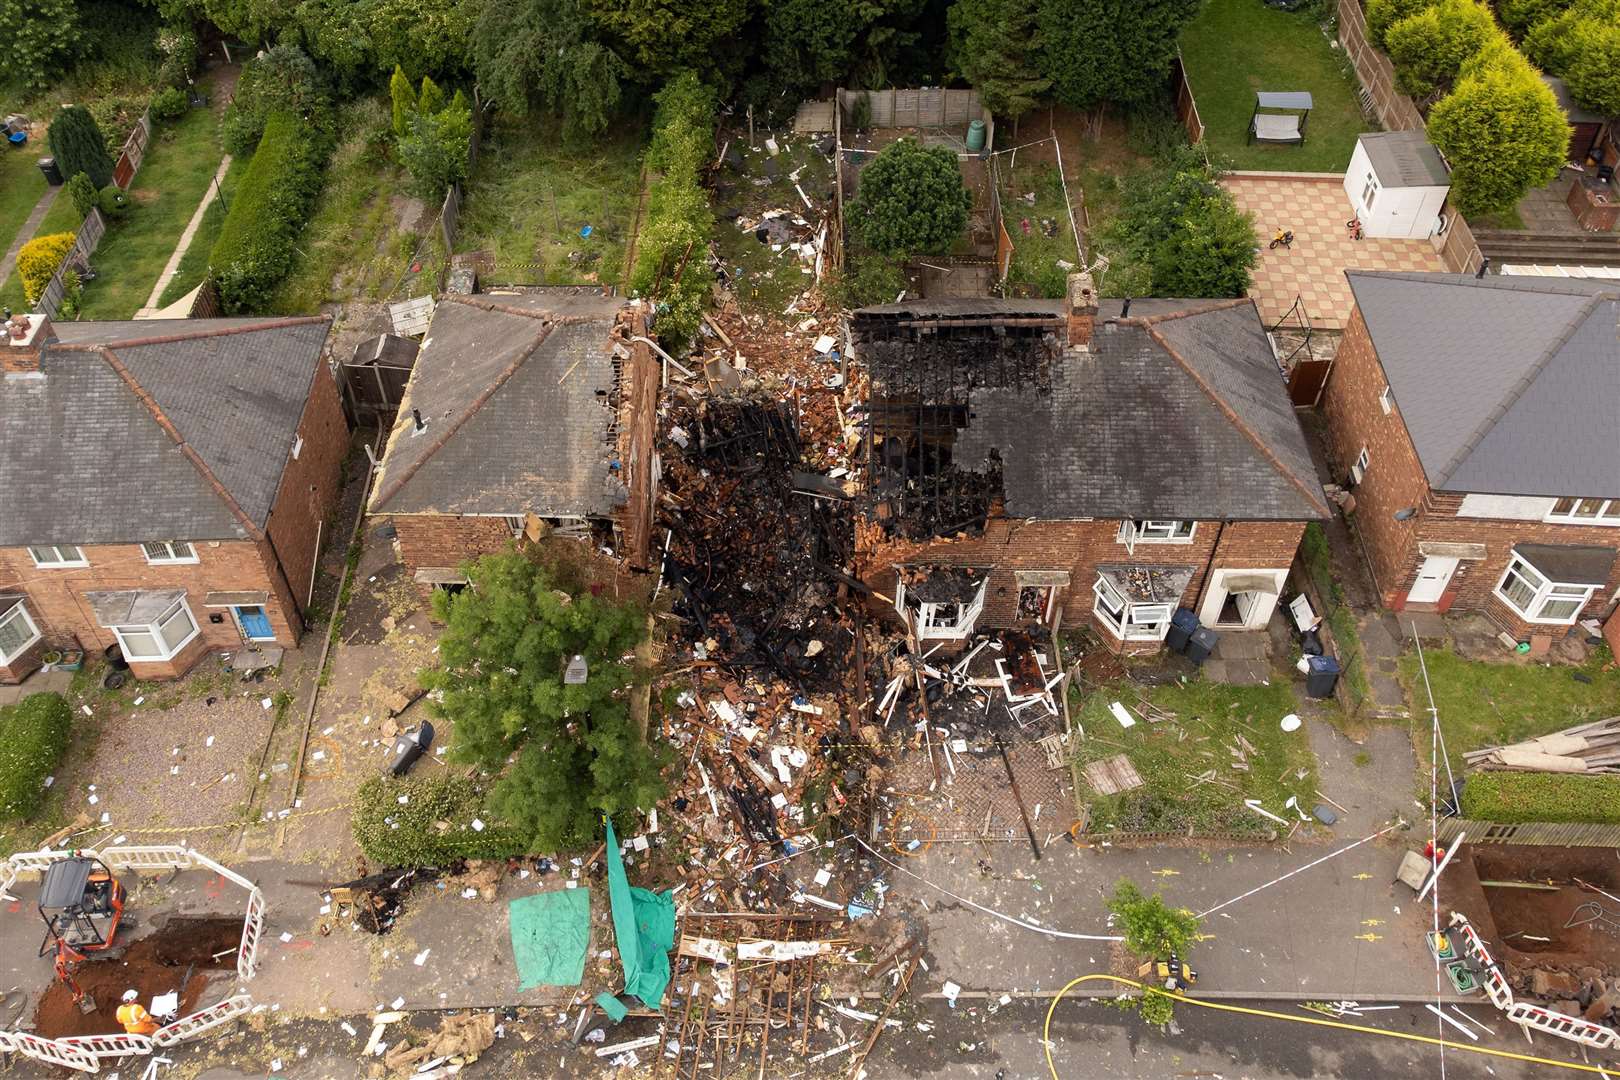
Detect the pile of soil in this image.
<box><xmin>33</xmin><ymin>916</ymin><xmax>241</xmax><ymax>1038</ymax></box>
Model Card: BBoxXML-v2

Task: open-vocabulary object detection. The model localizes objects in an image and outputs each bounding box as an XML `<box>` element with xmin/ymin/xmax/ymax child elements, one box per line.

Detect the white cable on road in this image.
<box><xmin>1195</xmin><ymin>821</ymin><xmax>1406</xmax><ymax>919</ymax></box>
<box><xmin>851</xmin><ymin>836</ymin><xmax>1122</xmax><ymax>942</ymax></box>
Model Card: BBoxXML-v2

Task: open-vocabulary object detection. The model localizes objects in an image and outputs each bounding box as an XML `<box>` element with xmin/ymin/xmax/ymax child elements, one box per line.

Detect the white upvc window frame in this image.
<box><xmin>503</xmin><ymin>515</ymin><xmax>527</xmax><ymax>538</ymax></box>
<box><xmin>1544</xmin><ymin>497</ymin><xmax>1620</xmax><ymax>527</ymax></box>
<box><xmin>1379</xmin><ymin>385</ymin><xmax>1393</xmax><ymax>415</ymax></box>
<box><xmin>28</xmin><ymin>545</ymin><xmax>87</xmax><ymax>568</ymax></box>
<box><xmin>914</xmin><ymin>578</ymin><xmax>988</xmax><ymax>642</ymax></box>
<box><xmin>0</xmin><ymin>602</ymin><xmax>42</xmax><ymax>664</ymax></box>
<box><xmin>1117</xmin><ymin>520</ymin><xmax>1195</xmax><ymax>554</ymax></box>
<box><xmin>142</xmin><ymin>540</ymin><xmax>198</xmax><ymax>565</ymax></box>
<box><xmin>111</xmin><ymin>597</ymin><xmax>201</xmax><ymax>662</ymax></box>
<box><xmin>1092</xmin><ymin>576</ymin><xmax>1174</xmax><ymax>642</ymax></box>
<box><xmin>1493</xmin><ymin>555</ymin><xmax>1597</xmax><ymax>626</ymax></box>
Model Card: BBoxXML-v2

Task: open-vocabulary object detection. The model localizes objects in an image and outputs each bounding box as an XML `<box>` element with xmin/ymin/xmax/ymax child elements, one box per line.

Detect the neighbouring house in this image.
<box><xmin>852</xmin><ymin>274</ymin><xmax>1330</xmax><ymax>654</ymax></box>
<box><xmin>367</xmin><ymin>289</ymin><xmax>660</xmax><ymax>588</ymax></box>
<box><xmin>1320</xmin><ymin>272</ymin><xmax>1620</xmax><ymax>651</ymax></box>
<box><xmin>0</xmin><ymin>311</ymin><xmax>348</xmax><ymax>683</ymax></box>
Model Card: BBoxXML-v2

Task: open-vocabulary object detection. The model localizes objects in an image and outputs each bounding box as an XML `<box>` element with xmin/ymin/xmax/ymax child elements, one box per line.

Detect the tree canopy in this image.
<box><xmin>1523</xmin><ymin>0</ymin><xmax>1620</xmax><ymax>118</ymax></box>
<box><xmin>0</xmin><ymin>0</ymin><xmax>79</xmax><ymax>93</ymax></box>
<box><xmin>848</xmin><ymin>138</ymin><xmax>972</xmax><ymax>257</ymax></box>
<box><xmin>1384</xmin><ymin>0</ymin><xmax>1502</xmax><ymax>100</ymax></box>
<box><xmin>949</xmin><ymin>0</ymin><xmax>1049</xmax><ymax>122</ymax></box>
<box><xmin>1101</xmin><ymin>146</ymin><xmax>1256</xmax><ymax>299</ymax></box>
<box><xmin>1037</xmin><ymin>0</ymin><xmax>1199</xmax><ymax>112</ymax></box>
<box><xmin>422</xmin><ymin>550</ymin><xmax>668</xmax><ymax>851</ymax></box>
<box><xmin>47</xmin><ymin>105</ymin><xmax>115</xmax><ymax>191</ymax></box>
<box><xmin>1427</xmin><ymin>43</ymin><xmax>1568</xmax><ymax>216</ymax></box>
<box><xmin>470</xmin><ymin>0</ymin><xmax>626</xmax><ymax>140</ymax></box>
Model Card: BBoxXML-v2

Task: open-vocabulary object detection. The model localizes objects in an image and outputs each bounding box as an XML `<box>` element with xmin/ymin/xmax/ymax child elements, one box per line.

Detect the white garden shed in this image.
<box><xmin>1343</xmin><ymin>131</ymin><xmax>1450</xmax><ymax>239</ymax></box>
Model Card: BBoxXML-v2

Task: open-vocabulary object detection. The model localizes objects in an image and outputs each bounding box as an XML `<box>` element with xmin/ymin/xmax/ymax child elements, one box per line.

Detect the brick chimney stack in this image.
<box><xmin>1066</xmin><ymin>271</ymin><xmax>1097</xmax><ymax>348</ymax></box>
<box><xmin>3</xmin><ymin>311</ymin><xmax>52</xmax><ymax>375</ymax></box>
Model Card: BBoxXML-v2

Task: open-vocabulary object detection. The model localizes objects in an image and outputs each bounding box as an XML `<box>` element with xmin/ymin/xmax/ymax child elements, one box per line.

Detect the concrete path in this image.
<box><xmin>0</xmin><ymin>184</ymin><xmax>62</xmax><ymax>289</ymax></box>
<box><xmin>136</xmin><ymin>153</ymin><xmax>230</xmax><ymax>317</ymax></box>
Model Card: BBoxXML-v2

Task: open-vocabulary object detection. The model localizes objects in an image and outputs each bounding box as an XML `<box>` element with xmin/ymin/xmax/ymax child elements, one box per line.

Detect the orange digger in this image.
<box><xmin>37</xmin><ymin>855</ymin><xmax>128</xmax><ymax>1011</ymax></box>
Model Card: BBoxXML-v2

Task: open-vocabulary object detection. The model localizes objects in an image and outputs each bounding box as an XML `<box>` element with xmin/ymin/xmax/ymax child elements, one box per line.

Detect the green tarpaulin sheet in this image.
<box><xmin>605</xmin><ymin>819</ymin><xmax>676</xmax><ymax>1008</ymax></box>
<box><xmin>509</xmin><ymin>888</ymin><xmax>591</xmax><ymax>990</ymax></box>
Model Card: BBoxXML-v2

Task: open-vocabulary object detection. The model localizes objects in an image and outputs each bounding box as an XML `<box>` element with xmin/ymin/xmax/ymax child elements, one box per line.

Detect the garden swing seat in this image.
<box><xmin>1248</xmin><ymin>92</ymin><xmax>1312</xmax><ymax>146</ymax></box>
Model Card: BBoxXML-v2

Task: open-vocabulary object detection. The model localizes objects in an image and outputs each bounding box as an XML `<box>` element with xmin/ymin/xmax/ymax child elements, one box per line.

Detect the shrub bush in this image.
<box><xmin>47</xmin><ymin>105</ymin><xmax>115</xmax><ymax>190</ymax></box>
<box><xmin>847</xmin><ymin>139</ymin><xmax>972</xmax><ymax>258</ymax></box>
<box><xmin>1523</xmin><ymin>0</ymin><xmax>1620</xmax><ymax>118</ymax></box>
<box><xmin>210</xmin><ymin>112</ymin><xmax>332</xmax><ymax>313</ymax></box>
<box><xmin>1385</xmin><ymin>0</ymin><xmax>1502</xmax><ymax>99</ymax></box>
<box><xmin>397</xmin><ymin>89</ymin><xmax>474</xmax><ymax>202</ymax></box>
<box><xmin>1460</xmin><ymin>772</ymin><xmax>1620</xmax><ymax>824</ymax></box>
<box><xmin>1101</xmin><ymin>146</ymin><xmax>1256</xmax><ymax>298</ymax></box>
<box><xmin>351</xmin><ymin>774</ymin><xmax>526</xmax><ymax>866</ymax></box>
<box><xmin>0</xmin><ymin>693</ymin><xmax>73</xmax><ymax>820</ymax></box>
<box><xmin>66</xmin><ymin>172</ymin><xmax>99</xmax><ymax>219</ymax></box>
<box><xmin>150</xmin><ymin>86</ymin><xmax>188</xmax><ymax>122</ymax></box>
<box><xmin>221</xmin><ymin>45</ymin><xmax>330</xmax><ymax>156</ymax></box>
<box><xmin>98</xmin><ymin>184</ymin><xmax>130</xmax><ymax>219</ymax></box>
<box><xmin>16</xmin><ymin>232</ymin><xmax>76</xmax><ymax>306</ymax></box>
<box><xmin>827</xmin><ymin>254</ymin><xmax>907</xmax><ymax>309</ymax></box>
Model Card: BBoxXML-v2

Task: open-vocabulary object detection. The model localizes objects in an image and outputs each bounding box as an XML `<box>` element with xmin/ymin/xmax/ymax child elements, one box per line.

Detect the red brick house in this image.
<box><xmin>368</xmin><ymin>289</ymin><xmax>660</xmax><ymax>585</ymax></box>
<box><xmin>1321</xmin><ymin>272</ymin><xmax>1620</xmax><ymax>650</ymax></box>
<box><xmin>0</xmin><ymin>311</ymin><xmax>347</xmax><ymax>683</ymax></box>
<box><xmin>853</xmin><ymin>275</ymin><xmax>1329</xmax><ymax>654</ymax></box>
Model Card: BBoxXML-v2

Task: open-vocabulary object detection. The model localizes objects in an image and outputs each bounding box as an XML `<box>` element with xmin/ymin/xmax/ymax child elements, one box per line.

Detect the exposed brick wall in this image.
<box><xmin>1320</xmin><ymin>304</ymin><xmax>1620</xmax><ymax>635</ymax></box>
<box><xmin>388</xmin><ymin>515</ymin><xmax>519</xmax><ymax>579</ymax></box>
<box><xmin>0</xmin><ymin>634</ymin><xmax>47</xmax><ymax>684</ymax></box>
<box><xmin>0</xmin><ymin>539</ymin><xmax>299</xmax><ymax>681</ymax></box>
<box><xmin>868</xmin><ymin>515</ymin><xmax>1307</xmax><ymax>652</ymax></box>
<box><xmin>265</xmin><ymin>360</ymin><xmax>349</xmax><ymax>625</ymax></box>
<box><xmin>1319</xmin><ymin>308</ymin><xmax>1431</xmax><ymax>603</ymax></box>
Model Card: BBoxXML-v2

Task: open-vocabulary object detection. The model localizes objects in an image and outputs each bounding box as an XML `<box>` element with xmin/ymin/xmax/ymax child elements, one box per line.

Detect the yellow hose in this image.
<box><xmin>1042</xmin><ymin>975</ymin><xmax>1618</xmax><ymax>1079</ymax></box>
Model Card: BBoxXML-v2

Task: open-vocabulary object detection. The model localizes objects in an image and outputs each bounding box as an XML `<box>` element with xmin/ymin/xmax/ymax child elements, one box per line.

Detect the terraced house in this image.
<box><xmin>0</xmin><ymin>312</ymin><xmax>347</xmax><ymax>683</ymax></box>
<box><xmin>852</xmin><ymin>274</ymin><xmax>1330</xmax><ymax>654</ymax></box>
<box><xmin>1321</xmin><ymin>272</ymin><xmax>1620</xmax><ymax>651</ymax></box>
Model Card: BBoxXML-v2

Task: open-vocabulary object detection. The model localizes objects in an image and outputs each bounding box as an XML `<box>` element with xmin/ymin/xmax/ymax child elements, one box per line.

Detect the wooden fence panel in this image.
<box><xmin>37</xmin><ymin>209</ymin><xmax>106</xmax><ymax>318</ymax></box>
<box><xmin>1436</xmin><ymin>817</ymin><xmax>1620</xmax><ymax>848</ymax></box>
<box><xmin>112</xmin><ymin>112</ymin><xmax>151</xmax><ymax>190</ymax></box>
<box><xmin>1172</xmin><ymin>54</ymin><xmax>1205</xmax><ymax>145</ymax></box>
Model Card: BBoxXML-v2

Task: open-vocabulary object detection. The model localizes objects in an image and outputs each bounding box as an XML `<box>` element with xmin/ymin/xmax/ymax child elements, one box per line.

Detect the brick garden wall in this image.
<box><xmin>389</xmin><ymin>515</ymin><xmax>518</xmax><ymax>579</ymax></box>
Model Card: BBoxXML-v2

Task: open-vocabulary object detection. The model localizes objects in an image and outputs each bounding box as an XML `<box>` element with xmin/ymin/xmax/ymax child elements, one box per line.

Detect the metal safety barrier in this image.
<box><xmin>56</xmin><ymin>1031</ymin><xmax>154</xmax><ymax>1059</ymax></box>
<box><xmin>0</xmin><ymin>859</ymin><xmax>17</xmax><ymax>902</ymax></box>
<box><xmin>4</xmin><ymin>1030</ymin><xmax>101</xmax><ymax>1073</ymax></box>
<box><xmin>152</xmin><ymin>993</ymin><xmax>254</xmax><ymax>1048</ymax></box>
<box><xmin>239</xmin><ymin>887</ymin><xmax>266</xmax><ymax>980</ymax></box>
<box><xmin>1505</xmin><ymin>1002</ymin><xmax>1617</xmax><ymax>1049</ymax></box>
<box><xmin>7</xmin><ymin>847</ymin><xmax>84</xmax><ymax>875</ymax></box>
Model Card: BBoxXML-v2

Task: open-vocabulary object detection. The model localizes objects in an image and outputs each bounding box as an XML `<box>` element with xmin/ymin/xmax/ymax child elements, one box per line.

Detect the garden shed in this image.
<box><xmin>1343</xmin><ymin>132</ymin><xmax>1451</xmax><ymax>239</ymax></box>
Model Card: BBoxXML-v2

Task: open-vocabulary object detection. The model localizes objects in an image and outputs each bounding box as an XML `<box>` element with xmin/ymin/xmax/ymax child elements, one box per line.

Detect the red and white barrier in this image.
<box><xmin>55</xmin><ymin>1031</ymin><xmax>154</xmax><ymax>1059</ymax></box>
<box><xmin>2</xmin><ymin>1030</ymin><xmax>101</xmax><ymax>1073</ymax></box>
<box><xmin>153</xmin><ymin>993</ymin><xmax>254</xmax><ymax>1047</ymax></box>
<box><xmin>239</xmin><ymin>886</ymin><xmax>266</xmax><ymax>980</ymax></box>
<box><xmin>1447</xmin><ymin>912</ymin><xmax>1514</xmax><ymax>1010</ymax></box>
<box><xmin>1505</xmin><ymin>1001</ymin><xmax>1617</xmax><ymax>1050</ymax></box>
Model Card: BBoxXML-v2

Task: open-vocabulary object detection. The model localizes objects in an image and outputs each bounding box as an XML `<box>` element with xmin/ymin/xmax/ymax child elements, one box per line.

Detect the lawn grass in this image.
<box><xmin>711</xmin><ymin>132</ymin><xmax>834</xmax><ymax>315</ymax></box>
<box><xmin>68</xmin><ymin>104</ymin><xmax>224</xmax><ymax>319</ymax></box>
<box><xmin>268</xmin><ymin>97</ymin><xmax>432</xmax><ymax>315</ymax></box>
<box><xmin>998</xmin><ymin>160</ymin><xmax>1081</xmax><ymax>299</ymax></box>
<box><xmin>455</xmin><ymin>115</ymin><xmax>643</xmax><ymax>287</ymax></box>
<box><xmin>1065</xmin><ymin>112</ymin><xmax>1154</xmax><ymax>297</ymax></box>
<box><xmin>1179</xmin><ymin>0</ymin><xmax>1368</xmax><ymax>172</ymax></box>
<box><xmin>1072</xmin><ymin>677</ymin><xmax>1318</xmax><ymax>837</ymax></box>
<box><xmin>1400</xmin><ymin>645</ymin><xmax>1620</xmax><ymax>778</ymax></box>
<box><xmin>0</xmin><ymin>148</ymin><xmax>48</xmax><ymax>275</ymax></box>
<box><xmin>154</xmin><ymin>151</ymin><xmax>249</xmax><ymax>309</ymax></box>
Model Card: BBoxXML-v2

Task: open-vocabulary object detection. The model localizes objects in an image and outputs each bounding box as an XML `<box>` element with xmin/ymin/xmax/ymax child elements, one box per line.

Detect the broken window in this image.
<box><xmin>1092</xmin><ymin>576</ymin><xmax>1172</xmax><ymax>641</ymax></box>
<box><xmin>1018</xmin><ymin>585</ymin><xmax>1054</xmax><ymax>622</ymax></box>
<box><xmin>896</xmin><ymin>566</ymin><xmax>988</xmax><ymax>641</ymax></box>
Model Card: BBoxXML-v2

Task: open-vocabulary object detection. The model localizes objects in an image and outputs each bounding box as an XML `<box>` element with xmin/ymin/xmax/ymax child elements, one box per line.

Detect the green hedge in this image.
<box><xmin>631</xmin><ymin>72</ymin><xmax>717</xmax><ymax>353</ymax></box>
<box><xmin>209</xmin><ymin>112</ymin><xmax>331</xmax><ymax>313</ymax></box>
<box><xmin>0</xmin><ymin>693</ymin><xmax>73</xmax><ymax>820</ymax></box>
<box><xmin>1460</xmin><ymin>772</ymin><xmax>1620</xmax><ymax>825</ymax></box>
<box><xmin>352</xmin><ymin>774</ymin><xmax>526</xmax><ymax>867</ymax></box>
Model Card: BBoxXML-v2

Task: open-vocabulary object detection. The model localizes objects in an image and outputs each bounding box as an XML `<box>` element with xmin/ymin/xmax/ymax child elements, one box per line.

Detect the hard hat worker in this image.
<box><xmin>117</xmin><ymin>990</ymin><xmax>160</xmax><ymax>1035</ymax></box>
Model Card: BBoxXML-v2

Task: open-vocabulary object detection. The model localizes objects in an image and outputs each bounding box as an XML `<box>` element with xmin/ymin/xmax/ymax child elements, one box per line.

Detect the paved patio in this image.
<box><xmin>1224</xmin><ymin>174</ymin><xmax>1446</xmax><ymax>330</ymax></box>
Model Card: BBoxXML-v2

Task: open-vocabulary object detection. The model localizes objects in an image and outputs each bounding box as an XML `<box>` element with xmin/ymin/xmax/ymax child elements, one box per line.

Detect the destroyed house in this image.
<box><xmin>0</xmin><ymin>312</ymin><xmax>348</xmax><ymax>682</ymax></box>
<box><xmin>854</xmin><ymin>275</ymin><xmax>1329</xmax><ymax>653</ymax></box>
<box><xmin>367</xmin><ymin>290</ymin><xmax>660</xmax><ymax>586</ymax></box>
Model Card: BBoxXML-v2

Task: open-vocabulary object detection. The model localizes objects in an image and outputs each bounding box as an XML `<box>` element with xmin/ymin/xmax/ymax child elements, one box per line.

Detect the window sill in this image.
<box><xmin>1491</xmin><ymin>592</ymin><xmax>1581</xmax><ymax>627</ymax></box>
<box><xmin>1118</xmin><ymin>537</ymin><xmax>1196</xmax><ymax>546</ymax></box>
<box><xmin>1542</xmin><ymin>517</ymin><xmax>1620</xmax><ymax>528</ymax></box>
<box><xmin>145</xmin><ymin>558</ymin><xmax>201</xmax><ymax>566</ymax></box>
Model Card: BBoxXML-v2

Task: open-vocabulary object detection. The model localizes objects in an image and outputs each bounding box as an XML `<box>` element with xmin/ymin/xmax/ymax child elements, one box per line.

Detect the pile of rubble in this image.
<box><xmin>1516</xmin><ymin>966</ymin><xmax>1620</xmax><ymax>1026</ymax></box>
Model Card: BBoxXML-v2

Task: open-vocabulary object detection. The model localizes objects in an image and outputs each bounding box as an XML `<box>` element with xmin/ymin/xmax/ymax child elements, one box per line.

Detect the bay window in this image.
<box><xmin>112</xmin><ymin>598</ymin><xmax>200</xmax><ymax>661</ymax></box>
<box><xmin>0</xmin><ymin>600</ymin><xmax>41</xmax><ymax>664</ymax></box>
<box><xmin>1093</xmin><ymin>575</ymin><xmax>1173</xmax><ymax>641</ymax></box>
<box><xmin>1494</xmin><ymin>555</ymin><xmax>1596</xmax><ymax>625</ymax></box>
<box><xmin>1546</xmin><ymin>498</ymin><xmax>1620</xmax><ymax>526</ymax></box>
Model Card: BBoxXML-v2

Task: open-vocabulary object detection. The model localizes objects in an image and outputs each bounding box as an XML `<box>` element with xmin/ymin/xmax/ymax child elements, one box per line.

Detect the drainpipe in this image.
<box><xmin>1192</xmin><ymin>520</ymin><xmax>1230</xmax><ymax>619</ymax></box>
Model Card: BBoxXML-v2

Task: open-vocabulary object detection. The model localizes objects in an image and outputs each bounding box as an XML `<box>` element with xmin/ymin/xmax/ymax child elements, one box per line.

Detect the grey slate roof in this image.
<box><xmin>1347</xmin><ymin>272</ymin><xmax>1620</xmax><ymax>498</ymax></box>
<box><xmin>858</xmin><ymin>299</ymin><xmax>1328</xmax><ymax>521</ymax></box>
<box><xmin>1360</xmin><ymin>131</ymin><xmax>1449</xmax><ymax>188</ymax></box>
<box><xmin>0</xmin><ymin>317</ymin><xmax>331</xmax><ymax>546</ymax></box>
<box><xmin>369</xmin><ymin>291</ymin><xmax>629</xmax><ymax>517</ymax></box>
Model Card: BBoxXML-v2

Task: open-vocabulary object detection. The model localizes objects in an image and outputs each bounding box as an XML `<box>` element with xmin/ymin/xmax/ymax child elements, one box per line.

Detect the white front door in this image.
<box><xmin>1408</xmin><ymin>556</ymin><xmax>1459</xmax><ymax>604</ymax></box>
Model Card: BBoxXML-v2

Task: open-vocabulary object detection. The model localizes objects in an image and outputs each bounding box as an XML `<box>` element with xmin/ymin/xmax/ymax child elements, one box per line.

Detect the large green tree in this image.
<box><xmin>0</xmin><ymin>0</ymin><xmax>78</xmax><ymax>92</ymax></box>
<box><xmin>471</xmin><ymin>0</ymin><xmax>626</xmax><ymax>139</ymax></box>
<box><xmin>1384</xmin><ymin>0</ymin><xmax>1502</xmax><ymax>100</ymax></box>
<box><xmin>848</xmin><ymin>138</ymin><xmax>972</xmax><ymax>257</ymax></box>
<box><xmin>948</xmin><ymin>0</ymin><xmax>1049</xmax><ymax>124</ymax></box>
<box><xmin>1101</xmin><ymin>146</ymin><xmax>1256</xmax><ymax>299</ymax></box>
<box><xmin>1523</xmin><ymin>0</ymin><xmax>1620</xmax><ymax>118</ymax></box>
<box><xmin>588</xmin><ymin>0</ymin><xmax>751</xmax><ymax>80</ymax></box>
<box><xmin>1036</xmin><ymin>0</ymin><xmax>1198</xmax><ymax>113</ymax></box>
<box><xmin>1427</xmin><ymin>43</ymin><xmax>1568</xmax><ymax>216</ymax></box>
<box><xmin>47</xmin><ymin>106</ymin><xmax>115</xmax><ymax>191</ymax></box>
<box><xmin>397</xmin><ymin>89</ymin><xmax>474</xmax><ymax>201</ymax></box>
<box><xmin>422</xmin><ymin>551</ymin><xmax>668</xmax><ymax>851</ymax></box>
